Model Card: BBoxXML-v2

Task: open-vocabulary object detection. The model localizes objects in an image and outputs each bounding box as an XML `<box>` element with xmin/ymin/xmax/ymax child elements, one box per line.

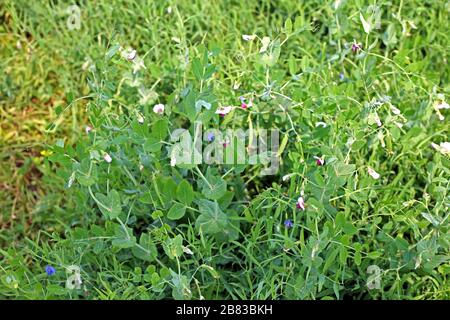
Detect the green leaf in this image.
<box><xmin>335</xmin><ymin>212</ymin><xmax>346</xmax><ymax>228</ymax></box>
<box><xmin>77</xmin><ymin>174</ymin><xmax>96</xmax><ymax>187</ymax></box>
<box><xmin>323</xmin><ymin>248</ymin><xmax>339</xmax><ymax>274</ymax></box>
<box><xmin>354</xmin><ymin>250</ymin><xmax>362</xmax><ymax>266</ymax></box>
<box><xmin>176</xmin><ymin>180</ymin><xmax>194</xmax><ymax>205</ymax></box>
<box><xmin>167</xmin><ymin>203</ymin><xmax>186</xmax><ymax>220</ymax></box>
<box><xmin>95</xmin><ymin>190</ymin><xmax>121</xmax><ymax>219</ymax></box>
<box><xmin>277</xmin><ymin>133</ymin><xmax>289</xmax><ymax>157</ymax></box>
<box><xmin>66</xmin><ymin>91</ymin><xmax>74</xmax><ymax>105</ymax></box>
<box><xmin>342</xmin><ymin>222</ymin><xmax>358</xmax><ymax>235</ymax></box>
<box><xmin>334</xmin><ymin>162</ymin><xmax>356</xmax><ymax>176</ymax></box>
<box><xmin>195</xmin><ymin>200</ymin><xmax>228</xmax><ymax>235</ymax></box>
<box><xmin>132</xmin><ymin>233</ymin><xmax>157</xmax><ymax>262</ymax></box>
<box><xmin>192</xmin><ymin>58</ymin><xmax>203</xmax><ymax>80</ymax></box>
<box><xmin>360</xmin><ymin>12</ymin><xmax>371</xmax><ymax>34</ymax></box>
<box><xmin>171</xmin><ymin>271</ymin><xmax>191</xmax><ymax>300</ymax></box>
<box><xmin>106</xmin><ymin>44</ymin><xmax>120</xmax><ymax>60</ymax></box>
<box><xmin>163</xmin><ymin>235</ymin><xmax>183</xmax><ymax>259</ymax></box>
<box><xmin>151</xmin><ymin>210</ymin><xmax>163</xmax><ymax>219</ymax></box>
<box><xmin>112</xmin><ymin>224</ymin><xmax>136</xmax><ymax>249</ymax></box>
<box><xmin>339</xmin><ymin>246</ymin><xmax>348</xmax><ymax>265</ymax></box>
<box><xmin>202</xmin><ymin>175</ymin><xmax>227</xmax><ymax>200</ymax></box>
<box><xmin>284</xmin><ymin>18</ymin><xmax>292</xmax><ymax>34</ymax></box>
<box><xmin>109</xmin><ymin>190</ymin><xmax>122</xmax><ymax>218</ymax></box>
<box><xmin>150</xmin><ymin>118</ymin><xmax>168</xmax><ymax>141</ymax></box>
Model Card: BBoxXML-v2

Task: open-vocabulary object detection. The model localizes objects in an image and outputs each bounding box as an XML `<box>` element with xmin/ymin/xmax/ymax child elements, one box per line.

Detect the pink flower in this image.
<box><xmin>85</xmin><ymin>126</ymin><xmax>92</xmax><ymax>134</ymax></box>
<box><xmin>103</xmin><ymin>153</ymin><xmax>112</xmax><ymax>163</ymax></box>
<box><xmin>215</xmin><ymin>106</ymin><xmax>233</xmax><ymax>117</ymax></box>
<box><xmin>126</xmin><ymin>49</ymin><xmax>137</xmax><ymax>61</ymax></box>
<box><xmin>239</xmin><ymin>96</ymin><xmax>247</xmax><ymax>109</ymax></box>
<box><xmin>223</xmin><ymin>137</ymin><xmax>230</xmax><ymax>148</ymax></box>
<box><xmin>314</xmin><ymin>156</ymin><xmax>325</xmax><ymax>166</ymax></box>
<box><xmin>153</xmin><ymin>104</ymin><xmax>165</xmax><ymax>115</ymax></box>
<box><xmin>296</xmin><ymin>196</ymin><xmax>305</xmax><ymax>210</ymax></box>
<box><xmin>351</xmin><ymin>41</ymin><xmax>362</xmax><ymax>53</ymax></box>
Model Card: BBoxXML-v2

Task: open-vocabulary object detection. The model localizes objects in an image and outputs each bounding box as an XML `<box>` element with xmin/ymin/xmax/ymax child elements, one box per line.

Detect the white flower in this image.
<box><xmin>137</xmin><ymin>114</ymin><xmax>144</xmax><ymax>124</ymax></box>
<box><xmin>346</xmin><ymin>137</ymin><xmax>355</xmax><ymax>148</ymax></box>
<box><xmin>436</xmin><ymin>101</ymin><xmax>449</xmax><ymax>110</ymax></box>
<box><xmin>182</xmin><ymin>246</ymin><xmax>193</xmax><ymax>255</ymax></box>
<box><xmin>166</xmin><ymin>6</ymin><xmax>172</xmax><ymax>14</ymax></box>
<box><xmin>296</xmin><ymin>196</ymin><xmax>305</xmax><ymax>210</ymax></box>
<box><xmin>153</xmin><ymin>103</ymin><xmax>165</xmax><ymax>114</ymax></box>
<box><xmin>315</xmin><ymin>121</ymin><xmax>327</xmax><ymax>128</ymax></box>
<box><xmin>390</xmin><ymin>105</ymin><xmax>401</xmax><ymax>115</ymax></box>
<box><xmin>433</xmin><ymin>94</ymin><xmax>448</xmax><ymax>120</ymax></box>
<box><xmin>215</xmin><ymin>106</ymin><xmax>233</xmax><ymax>116</ymax></box>
<box><xmin>259</xmin><ymin>37</ymin><xmax>270</xmax><ymax>53</ymax></box>
<box><xmin>121</xmin><ymin>47</ymin><xmax>136</xmax><ymax>61</ymax></box>
<box><xmin>374</xmin><ymin>112</ymin><xmax>382</xmax><ymax>127</ymax></box>
<box><xmin>103</xmin><ymin>153</ymin><xmax>112</xmax><ymax>163</ymax></box>
<box><xmin>282</xmin><ymin>174</ymin><xmax>293</xmax><ymax>182</ymax></box>
<box><xmin>368</xmin><ymin>167</ymin><xmax>380</xmax><ymax>179</ymax></box>
<box><xmin>242</xmin><ymin>34</ymin><xmax>256</xmax><ymax>41</ymax></box>
<box><xmin>431</xmin><ymin>142</ymin><xmax>450</xmax><ymax>155</ymax></box>
<box><xmin>170</xmin><ymin>155</ymin><xmax>177</xmax><ymax>167</ymax></box>
<box><xmin>67</xmin><ymin>172</ymin><xmax>75</xmax><ymax>188</ymax></box>
<box><xmin>85</xmin><ymin>126</ymin><xmax>92</xmax><ymax>134</ymax></box>
<box><xmin>82</xmin><ymin>59</ymin><xmax>91</xmax><ymax>71</ymax></box>
<box><xmin>394</xmin><ymin>121</ymin><xmax>404</xmax><ymax>128</ymax></box>
<box><xmin>127</xmin><ymin>49</ymin><xmax>137</xmax><ymax>61</ymax></box>
<box><xmin>132</xmin><ymin>57</ymin><xmax>146</xmax><ymax>74</ymax></box>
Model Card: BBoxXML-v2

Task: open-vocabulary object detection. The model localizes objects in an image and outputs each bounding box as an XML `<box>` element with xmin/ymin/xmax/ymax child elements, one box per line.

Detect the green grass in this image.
<box><xmin>0</xmin><ymin>0</ymin><xmax>449</xmax><ymax>300</ymax></box>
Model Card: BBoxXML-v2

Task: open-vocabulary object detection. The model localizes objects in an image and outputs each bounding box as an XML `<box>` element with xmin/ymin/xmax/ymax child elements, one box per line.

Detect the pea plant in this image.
<box><xmin>7</xmin><ymin>9</ymin><xmax>446</xmax><ymax>300</ymax></box>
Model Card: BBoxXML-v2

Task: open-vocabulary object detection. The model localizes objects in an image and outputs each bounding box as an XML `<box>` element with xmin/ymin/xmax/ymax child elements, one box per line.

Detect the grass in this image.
<box><xmin>0</xmin><ymin>0</ymin><xmax>449</xmax><ymax>299</ymax></box>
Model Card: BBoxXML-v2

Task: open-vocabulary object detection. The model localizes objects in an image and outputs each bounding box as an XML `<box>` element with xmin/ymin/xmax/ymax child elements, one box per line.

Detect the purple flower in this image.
<box><xmin>45</xmin><ymin>265</ymin><xmax>56</xmax><ymax>276</ymax></box>
<box><xmin>339</xmin><ymin>73</ymin><xmax>345</xmax><ymax>81</ymax></box>
<box><xmin>207</xmin><ymin>132</ymin><xmax>215</xmax><ymax>142</ymax></box>
<box><xmin>284</xmin><ymin>219</ymin><xmax>294</xmax><ymax>228</ymax></box>
<box><xmin>351</xmin><ymin>42</ymin><xmax>362</xmax><ymax>53</ymax></box>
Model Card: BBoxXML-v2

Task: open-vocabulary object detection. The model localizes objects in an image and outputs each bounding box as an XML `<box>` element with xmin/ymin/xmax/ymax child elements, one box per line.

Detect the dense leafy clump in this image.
<box><xmin>0</xmin><ymin>1</ymin><xmax>448</xmax><ymax>299</ymax></box>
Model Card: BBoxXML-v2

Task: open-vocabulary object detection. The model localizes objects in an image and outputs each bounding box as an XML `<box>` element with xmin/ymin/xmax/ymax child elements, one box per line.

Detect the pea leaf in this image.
<box><xmin>131</xmin><ymin>233</ymin><xmax>157</xmax><ymax>261</ymax></box>
<box><xmin>95</xmin><ymin>190</ymin><xmax>121</xmax><ymax>219</ymax></box>
<box><xmin>177</xmin><ymin>180</ymin><xmax>194</xmax><ymax>205</ymax></box>
<box><xmin>112</xmin><ymin>224</ymin><xmax>136</xmax><ymax>249</ymax></box>
<box><xmin>195</xmin><ymin>200</ymin><xmax>228</xmax><ymax>235</ymax></box>
<box><xmin>167</xmin><ymin>203</ymin><xmax>186</xmax><ymax>220</ymax></box>
<box><xmin>163</xmin><ymin>235</ymin><xmax>183</xmax><ymax>259</ymax></box>
<box><xmin>202</xmin><ymin>175</ymin><xmax>227</xmax><ymax>200</ymax></box>
<box><xmin>334</xmin><ymin>162</ymin><xmax>356</xmax><ymax>176</ymax></box>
